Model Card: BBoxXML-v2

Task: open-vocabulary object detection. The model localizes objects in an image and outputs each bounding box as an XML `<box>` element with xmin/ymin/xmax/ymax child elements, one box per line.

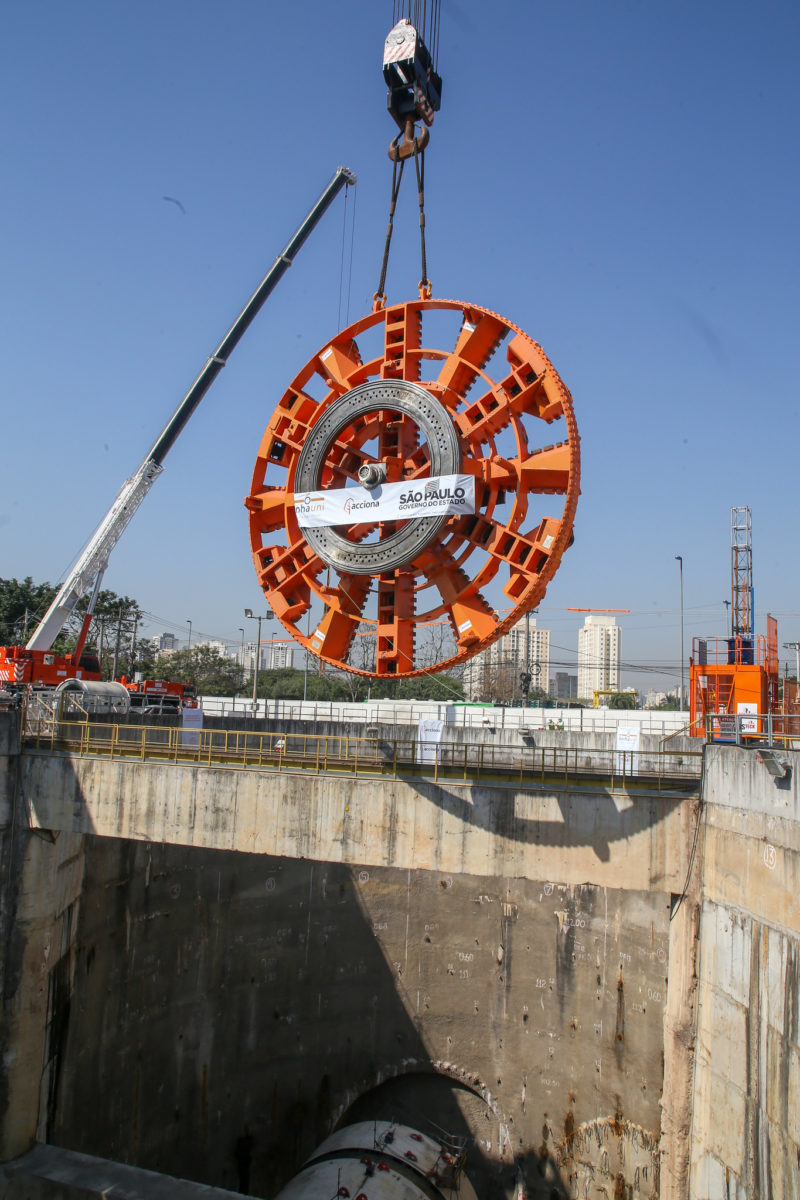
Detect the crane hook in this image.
<box><xmin>388</xmin><ymin>118</ymin><xmax>430</xmax><ymax>162</ymax></box>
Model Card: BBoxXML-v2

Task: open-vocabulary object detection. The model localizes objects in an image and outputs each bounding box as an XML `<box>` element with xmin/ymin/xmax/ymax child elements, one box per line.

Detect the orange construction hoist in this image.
<box><xmin>689</xmin><ymin>507</ymin><xmax>779</xmax><ymax>738</ymax></box>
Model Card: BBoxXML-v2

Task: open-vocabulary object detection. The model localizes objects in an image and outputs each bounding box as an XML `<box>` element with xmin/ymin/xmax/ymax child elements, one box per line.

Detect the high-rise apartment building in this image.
<box><xmin>577</xmin><ymin>614</ymin><xmax>621</xmax><ymax>701</ymax></box>
<box><xmin>268</xmin><ymin>643</ymin><xmax>296</xmax><ymax>670</ymax></box>
<box><xmin>550</xmin><ymin>672</ymin><xmax>578</xmax><ymax>702</ymax></box>
<box><xmin>241</xmin><ymin>641</ymin><xmax>297</xmax><ymax>672</ymax></box>
<box><xmin>463</xmin><ymin>618</ymin><xmax>550</xmax><ymax>702</ymax></box>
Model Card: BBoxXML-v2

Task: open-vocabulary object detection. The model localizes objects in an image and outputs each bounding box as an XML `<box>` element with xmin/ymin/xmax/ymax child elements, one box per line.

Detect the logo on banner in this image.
<box><xmin>399</xmin><ymin>481</ymin><xmax>468</xmax><ymax>511</ymax></box>
<box><xmin>296</xmin><ymin>494</ymin><xmax>325</xmax><ymax>516</ymax></box>
<box><xmin>343</xmin><ymin>495</ymin><xmax>380</xmax><ymax>515</ymax></box>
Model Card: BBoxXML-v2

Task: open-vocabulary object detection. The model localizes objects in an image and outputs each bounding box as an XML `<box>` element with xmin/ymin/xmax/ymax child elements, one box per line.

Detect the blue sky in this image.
<box><xmin>2</xmin><ymin>1</ymin><xmax>798</xmax><ymax>689</ymax></box>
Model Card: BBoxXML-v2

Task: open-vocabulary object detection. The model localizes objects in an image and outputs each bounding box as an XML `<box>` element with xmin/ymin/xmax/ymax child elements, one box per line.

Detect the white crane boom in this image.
<box><xmin>23</xmin><ymin>166</ymin><xmax>356</xmax><ymax>653</ymax></box>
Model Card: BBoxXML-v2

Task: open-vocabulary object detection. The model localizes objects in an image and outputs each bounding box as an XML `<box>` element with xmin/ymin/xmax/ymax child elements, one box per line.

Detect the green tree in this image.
<box><xmin>133</xmin><ymin>638</ymin><xmax>160</xmax><ymax>678</ymax></box>
<box><xmin>154</xmin><ymin>646</ymin><xmax>241</xmax><ymax>696</ymax></box>
<box><xmin>608</xmin><ymin>691</ymin><xmax>637</xmax><ymax>710</ymax></box>
<box><xmin>0</xmin><ymin>577</ymin><xmax>58</xmax><ymax>644</ymax></box>
<box><xmin>368</xmin><ymin>673</ymin><xmax>465</xmax><ymax>702</ymax></box>
<box><xmin>65</xmin><ymin>590</ymin><xmax>143</xmax><ymax>676</ymax></box>
<box><xmin>254</xmin><ymin>667</ymin><xmax>350</xmax><ymax>701</ymax></box>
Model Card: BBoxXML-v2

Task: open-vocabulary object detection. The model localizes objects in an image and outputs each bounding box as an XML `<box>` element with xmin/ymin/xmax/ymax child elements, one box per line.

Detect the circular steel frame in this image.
<box><xmin>246</xmin><ymin>298</ymin><xmax>580</xmax><ymax>679</ymax></box>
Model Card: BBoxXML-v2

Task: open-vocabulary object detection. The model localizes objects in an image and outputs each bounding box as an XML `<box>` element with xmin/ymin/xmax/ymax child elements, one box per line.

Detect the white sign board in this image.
<box><xmin>614</xmin><ymin>724</ymin><xmax>640</xmax><ymax>776</ymax></box>
<box><xmin>416</xmin><ymin>717</ymin><xmax>444</xmax><ymax>765</ymax></box>
<box><xmin>294</xmin><ymin>475</ymin><xmax>475</xmax><ymax>528</ymax></box>
<box><xmin>737</xmin><ymin>701</ymin><xmax>758</xmax><ymax>734</ymax></box>
<box><xmin>180</xmin><ymin>703</ymin><xmax>203</xmax><ymax>748</ymax></box>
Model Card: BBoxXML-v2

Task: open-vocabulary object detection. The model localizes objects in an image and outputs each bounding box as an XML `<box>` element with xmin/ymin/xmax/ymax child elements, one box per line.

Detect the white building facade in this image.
<box><xmin>463</xmin><ymin>618</ymin><xmax>551</xmax><ymax>701</ymax></box>
<box><xmin>268</xmin><ymin>643</ymin><xmax>296</xmax><ymax>670</ymax></box>
<box><xmin>241</xmin><ymin>640</ymin><xmax>297</xmax><ymax>672</ymax></box>
<box><xmin>577</xmin><ymin>614</ymin><xmax>621</xmax><ymax>701</ymax></box>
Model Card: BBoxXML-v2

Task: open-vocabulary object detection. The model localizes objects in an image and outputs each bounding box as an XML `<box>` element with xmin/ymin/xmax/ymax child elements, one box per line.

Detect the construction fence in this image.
<box><xmin>24</xmin><ymin>720</ymin><xmax>702</xmax><ymax>791</ymax></box>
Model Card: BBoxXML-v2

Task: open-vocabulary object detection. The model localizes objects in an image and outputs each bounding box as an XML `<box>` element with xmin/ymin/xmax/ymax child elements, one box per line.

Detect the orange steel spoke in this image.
<box><xmin>435</xmin><ymin>310</ymin><xmax>507</xmax><ymax>400</ymax></box>
<box><xmin>423</xmin><ymin>547</ymin><xmax>498</xmax><ymax>647</ymax></box>
<box><xmin>459</xmin><ymin>454</ymin><xmax>518</xmax><ymax>489</ymax></box>
<box><xmin>308</xmin><ymin>575</ymin><xmax>371</xmax><ymax>662</ymax></box>
<box><xmin>244</xmin><ymin>487</ymin><xmax>289</xmax><ymax>532</ymax></box>
<box><xmin>376</xmin><ymin>574</ymin><xmax>415</xmax><ymax>674</ymax></box>
<box><xmin>320</xmin><ymin>441</ymin><xmax>373</xmax><ymax>486</ymax></box>
<box><xmin>519</xmin><ymin>442</ymin><xmax>571</xmax><ymax>493</ymax></box>
<box><xmin>316</xmin><ymin>337</ymin><xmax>363</xmax><ymax>391</ymax></box>
<box><xmin>381</xmin><ymin>304</ymin><xmax>422</xmax><ymax>381</ymax></box>
<box><xmin>256</xmin><ymin>537</ymin><xmax>325</xmax><ymax>622</ymax></box>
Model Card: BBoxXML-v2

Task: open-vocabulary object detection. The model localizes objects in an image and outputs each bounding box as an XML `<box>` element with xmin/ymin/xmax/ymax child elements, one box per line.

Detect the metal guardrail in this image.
<box><xmin>702</xmin><ymin>711</ymin><xmax>800</xmax><ymax>747</ymax></box>
<box><xmin>23</xmin><ymin>721</ymin><xmax>702</xmax><ymax>791</ymax></box>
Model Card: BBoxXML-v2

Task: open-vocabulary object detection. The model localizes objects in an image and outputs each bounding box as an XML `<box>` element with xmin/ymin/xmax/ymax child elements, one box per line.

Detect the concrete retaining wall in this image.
<box><xmin>19</xmin><ymin>752</ymin><xmax>693</xmax><ymax>893</ymax></box>
<box><xmin>22</xmin><ymin>841</ymin><xmax>674</xmax><ymax>1197</ymax></box>
<box><xmin>690</xmin><ymin>745</ymin><xmax>800</xmax><ymax>1198</ymax></box>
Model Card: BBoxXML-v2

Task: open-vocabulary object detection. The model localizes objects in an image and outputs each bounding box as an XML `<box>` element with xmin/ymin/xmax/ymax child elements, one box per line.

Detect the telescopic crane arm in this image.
<box><xmin>26</xmin><ymin>166</ymin><xmax>356</xmax><ymax>654</ymax></box>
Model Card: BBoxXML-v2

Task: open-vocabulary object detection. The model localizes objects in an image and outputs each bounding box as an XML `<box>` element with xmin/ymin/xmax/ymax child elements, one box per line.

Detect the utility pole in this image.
<box><xmin>681</xmin><ymin>554</ymin><xmax>686</xmax><ymax>710</ymax></box>
<box><xmin>303</xmin><ymin>608</ymin><xmax>311</xmax><ymax>703</ymax></box>
<box><xmin>97</xmin><ymin>617</ymin><xmax>106</xmax><ymax>678</ymax></box>
<box><xmin>112</xmin><ymin>605</ymin><xmax>124</xmax><ymax>679</ymax></box>
<box><xmin>244</xmin><ymin>609</ymin><xmax>267</xmax><ymax>714</ymax></box>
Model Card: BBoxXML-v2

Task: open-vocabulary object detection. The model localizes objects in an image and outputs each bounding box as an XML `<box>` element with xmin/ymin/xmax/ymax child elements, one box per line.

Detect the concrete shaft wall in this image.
<box><xmin>44</xmin><ymin>842</ymin><xmax>670</xmax><ymax>1196</ymax></box>
<box><xmin>19</xmin><ymin>752</ymin><xmax>690</xmax><ymax>891</ymax></box>
<box><xmin>690</xmin><ymin>746</ymin><xmax>800</xmax><ymax>1198</ymax></box>
<box><xmin>0</xmin><ymin>728</ymin><xmax>696</xmax><ymax>1199</ymax></box>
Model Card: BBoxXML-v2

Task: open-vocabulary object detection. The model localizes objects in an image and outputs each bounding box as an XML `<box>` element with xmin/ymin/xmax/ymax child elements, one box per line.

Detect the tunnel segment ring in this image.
<box><xmin>294</xmin><ymin>380</ymin><xmax>461</xmax><ymax>575</ymax></box>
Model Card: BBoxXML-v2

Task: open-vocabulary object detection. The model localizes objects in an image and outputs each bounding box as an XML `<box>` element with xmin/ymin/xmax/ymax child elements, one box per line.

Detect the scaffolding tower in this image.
<box><xmin>731</xmin><ymin>505</ymin><xmax>753</xmax><ymax>638</ymax></box>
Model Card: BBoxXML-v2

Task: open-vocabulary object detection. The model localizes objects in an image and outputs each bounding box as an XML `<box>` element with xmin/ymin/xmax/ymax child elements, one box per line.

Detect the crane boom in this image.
<box><xmin>27</xmin><ymin>462</ymin><xmax>163</xmax><ymax>651</ymax></box>
<box><xmin>26</xmin><ymin>166</ymin><xmax>356</xmax><ymax>653</ymax></box>
<box><xmin>566</xmin><ymin>608</ymin><xmax>630</xmax><ymax>613</ymax></box>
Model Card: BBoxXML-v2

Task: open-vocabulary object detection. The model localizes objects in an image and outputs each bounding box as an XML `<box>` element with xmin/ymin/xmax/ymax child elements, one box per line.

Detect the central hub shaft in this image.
<box><xmin>294</xmin><ymin>379</ymin><xmax>461</xmax><ymax>575</ymax></box>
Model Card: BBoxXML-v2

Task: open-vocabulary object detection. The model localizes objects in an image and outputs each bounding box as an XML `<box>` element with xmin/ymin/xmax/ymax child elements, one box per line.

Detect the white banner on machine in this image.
<box><xmin>294</xmin><ymin>475</ymin><xmax>475</xmax><ymax>528</ymax></box>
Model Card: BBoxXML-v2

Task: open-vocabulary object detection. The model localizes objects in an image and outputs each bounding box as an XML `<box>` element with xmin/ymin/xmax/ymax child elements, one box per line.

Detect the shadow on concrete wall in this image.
<box><xmin>43</xmin><ymin>838</ymin><xmax>565</xmax><ymax>1198</ymax></box>
<box><xmin>412</xmin><ymin>778</ymin><xmax>684</xmax><ymax>862</ymax></box>
<box><xmin>12</xmin><ymin>731</ymin><xmax>674</xmax><ymax>1199</ymax></box>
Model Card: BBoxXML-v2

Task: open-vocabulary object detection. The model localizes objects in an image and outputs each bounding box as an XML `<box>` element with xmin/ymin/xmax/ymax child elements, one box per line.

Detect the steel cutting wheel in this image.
<box><xmin>246</xmin><ymin>298</ymin><xmax>580</xmax><ymax>678</ymax></box>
